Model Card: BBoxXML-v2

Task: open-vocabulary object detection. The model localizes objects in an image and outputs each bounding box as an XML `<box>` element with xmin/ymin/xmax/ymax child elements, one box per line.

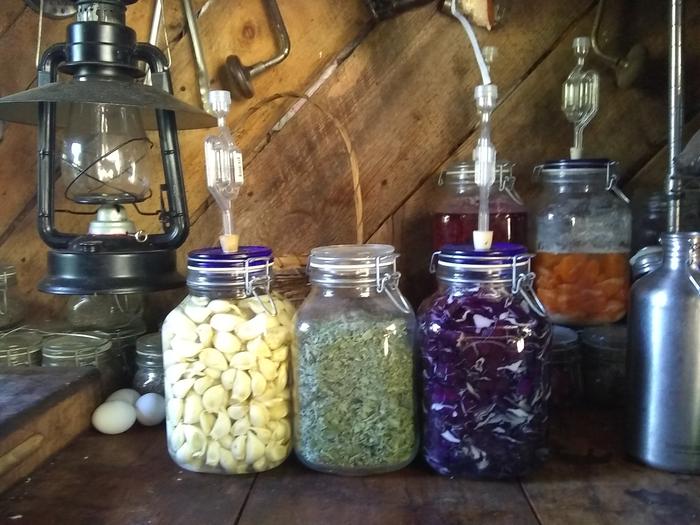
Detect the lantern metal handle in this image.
<box><xmin>224</xmin><ymin>0</ymin><xmax>291</xmax><ymax>99</ymax></box>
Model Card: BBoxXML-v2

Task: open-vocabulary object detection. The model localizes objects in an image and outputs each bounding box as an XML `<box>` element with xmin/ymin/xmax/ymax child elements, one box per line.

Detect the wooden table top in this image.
<box><xmin>1</xmin><ymin>408</ymin><xmax>699</xmax><ymax>525</ymax></box>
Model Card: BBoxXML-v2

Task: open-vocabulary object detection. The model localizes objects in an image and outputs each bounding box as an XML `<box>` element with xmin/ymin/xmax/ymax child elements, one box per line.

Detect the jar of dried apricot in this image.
<box><xmin>531</xmin><ymin>159</ymin><xmax>631</xmax><ymax>326</ymax></box>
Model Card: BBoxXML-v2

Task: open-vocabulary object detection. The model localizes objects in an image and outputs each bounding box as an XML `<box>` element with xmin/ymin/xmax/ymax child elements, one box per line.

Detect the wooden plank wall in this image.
<box><xmin>0</xmin><ymin>0</ymin><xmax>697</xmax><ymax>318</ymax></box>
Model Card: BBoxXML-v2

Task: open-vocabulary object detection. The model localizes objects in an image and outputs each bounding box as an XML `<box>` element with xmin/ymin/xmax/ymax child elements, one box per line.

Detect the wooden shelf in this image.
<box><xmin>0</xmin><ymin>408</ymin><xmax>698</xmax><ymax>524</ymax></box>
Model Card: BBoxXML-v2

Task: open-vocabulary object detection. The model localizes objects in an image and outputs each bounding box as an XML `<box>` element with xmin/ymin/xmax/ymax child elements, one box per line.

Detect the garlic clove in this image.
<box><xmin>231</xmin><ymin>435</ymin><xmax>247</xmax><ymax>460</ymax></box>
<box><xmin>235</xmin><ymin>314</ymin><xmax>267</xmax><ymax>342</ymax></box>
<box><xmin>219</xmin><ymin>449</ymin><xmax>237</xmax><ymax>473</ymax></box>
<box><xmin>205</xmin><ymin>440</ymin><xmax>221</xmax><ymax>467</ymax></box>
<box><xmin>263</xmin><ymin>325</ymin><xmax>289</xmax><ymax>350</ymax></box>
<box><xmin>183</xmin><ymin>425</ymin><xmax>207</xmax><ymax>456</ymax></box>
<box><xmin>230</xmin><ymin>351</ymin><xmax>256</xmax><ymax>370</ymax></box>
<box><xmin>211</xmin><ymin>313</ymin><xmax>246</xmax><ymax>333</ymax></box>
<box><xmin>172</xmin><ymin>378</ymin><xmax>195</xmax><ymax>399</ymax></box>
<box><xmin>200</xmin><ymin>347</ymin><xmax>228</xmax><ymax>371</ymax></box>
<box><xmin>227</xmin><ymin>403</ymin><xmax>248</xmax><ymax>420</ymax></box>
<box><xmin>165</xmin><ymin>363</ymin><xmax>189</xmax><ymax>385</ymax></box>
<box><xmin>185</xmin><ymin>304</ymin><xmax>211</xmax><ymax>324</ymax></box>
<box><xmin>258</xmin><ymin>358</ymin><xmax>278</xmax><ymax>381</ymax></box>
<box><xmin>202</xmin><ymin>385</ymin><xmax>227</xmax><ymax>413</ymax></box>
<box><xmin>220</xmin><ymin>368</ymin><xmax>237</xmax><ymax>390</ymax></box>
<box><xmin>231</xmin><ymin>370</ymin><xmax>252</xmax><ymax>402</ymax></box>
<box><xmin>250</xmin><ymin>370</ymin><xmax>267</xmax><ymax>397</ymax></box>
<box><xmin>251</xmin><ymin>427</ymin><xmax>272</xmax><ymax>445</ymax></box>
<box><xmin>184</xmin><ymin>361</ymin><xmax>207</xmax><ymax>378</ymax></box>
<box><xmin>196</xmin><ymin>324</ymin><xmax>214</xmax><ymax>347</ymax></box>
<box><xmin>272</xmin><ymin>420</ymin><xmax>291</xmax><ymax>442</ymax></box>
<box><xmin>270</xmin><ymin>346</ymin><xmax>288</xmax><ymax>363</ymax></box>
<box><xmin>245</xmin><ymin>432</ymin><xmax>265</xmax><ymax>464</ymax></box>
<box><xmin>219</xmin><ymin>434</ymin><xmax>234</xmax><ymax>449</ymax></box>
<box><xmin>183</xmin><ymin>393</ymin><xmax>203</xmax><ymax>424</ymax></box>
<box><xmin>213</xmin><ymin>331</ymin><xmax>242</xmax><ymax>354</ymax></box>
<box><xmin>246</xmin><ymin>337</ymin><xmax>271</xmax><ymax>358</ymax></box>
<box><xmin>166</xmin><ymin>398</ymin><xmax>184</xmax><ymax>423</ymax></box>
<box><xmin>232</xmin><ymin>416</ymin><xmax>251</xmax><ymax>436</ymax></box>
<box><xmin>210</xmin><ymin>411</ymin><xmax>232</xmax><ymax>440</ymax></box>
<box><xmin>207</xmin><ymin>299</ymin><xmax>232</xmax><ymax>314</ymax></box>
<box><xmin>275</xmin><ymin>363</ymin><xmax>288</xmax><ymax>391</ymax></box>
<box><xmin>265</xmin><ymin>442</ymin><xmax>289</xmax><ymax>464</ymax></box>
<box><xmin>249</xmin><ymin>402</ymin><xmax>269</xmax><ymax>427</ymax></box>
<box><xmin>193</xmin><ymin>375</ymin><xmax>215</xmax><ymax>396</ymax></box>
<box><xmin>169</xmin><ymin>423</ymin><xmax>186</xmax><ymax>451</ymax></box>
<box><xmin>252</xmin><ymin>456</ymin><xmax>268</xmax><ymax>472</ymax></box>
<box><xmin>171</xmin><ymin>338</ymin><xmax>203</xmax><ymax>359</ymax></box>
<box><xmin>199</xmin><ymin>412</ymin><xmax>215</xmax><ymax>434</ymax></box>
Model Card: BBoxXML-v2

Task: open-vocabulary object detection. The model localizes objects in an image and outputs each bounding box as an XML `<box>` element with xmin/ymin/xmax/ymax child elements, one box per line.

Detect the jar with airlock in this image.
<box><xmin>531</xmin><ymin>159</ymin><xmax>631</xmax><ymax>326</ymax></box>
<box><xmin>433</xmin><ymin>161</ymin><xmax>528</xmax><ymax>250</ymax></box>
<box><xmin>293</xmin><ymin>245</ymin><xmax>418</xmax><ymax>475</ymax></box>
<box><xmin>162</xmin><ymin>246</ymin><xmax>295</xmax><ymax>475</ymax></box>
<box><xmin>418</xmin><ymin>244</ymin><xmax>552</xmax><ymax>479</ymax></box>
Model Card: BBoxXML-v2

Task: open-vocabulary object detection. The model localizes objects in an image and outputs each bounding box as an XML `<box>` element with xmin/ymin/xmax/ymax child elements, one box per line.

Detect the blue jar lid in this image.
<box><xmin>187</xmin><ymin>246</ymin><xmax>272</xmax><ymax>270</ymax></box>
<box><xmin>440</xmin><ymin>242</ymin><xmax>528</xmax><ymax>259</ymax></box>
<box><xmin>539</xmin><ymin>158</ymin><xmax>612</xmax><ymax>170</ymax></box>
<box><xmin>432</xmin><ymin>243</ymin><xmax>532</xmax><ymax>284</ymax></box>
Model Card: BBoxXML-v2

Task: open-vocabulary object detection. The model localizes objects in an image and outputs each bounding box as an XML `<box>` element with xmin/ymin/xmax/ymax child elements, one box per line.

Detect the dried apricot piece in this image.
<box><xmin>601</xmin><ymin>253</ymin><xmax>629</xmax><ymax>279</ymax></box>
<box><xmin>555</xmin><ymin>254</ymin><xmax>586</xmax><ymax>284</ymax></box>
<box><xmin>594</xmin><ymin>277</ymin><xmax>625</xmax><ymax>298</ymax></box>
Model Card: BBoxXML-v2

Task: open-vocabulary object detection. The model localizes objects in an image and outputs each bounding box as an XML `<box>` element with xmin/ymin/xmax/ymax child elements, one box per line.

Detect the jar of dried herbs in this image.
<box><xmin>293</xmin><ymin>244</ymin><xmax>418</xmax><ymax>475</ymax></box>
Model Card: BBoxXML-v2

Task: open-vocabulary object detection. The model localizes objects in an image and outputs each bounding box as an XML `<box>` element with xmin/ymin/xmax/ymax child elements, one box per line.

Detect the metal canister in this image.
<box><xmin>626</xmin><ymin>231</ymin><xmax>700</xmax><ymax>473</ymax></box>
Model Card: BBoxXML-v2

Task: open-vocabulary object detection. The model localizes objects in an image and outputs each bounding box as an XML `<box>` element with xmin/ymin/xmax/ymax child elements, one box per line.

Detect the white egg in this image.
<box><xmin>92</xmin><ymin>401</ymin><xmax>137</xmax><ymax>435</ymax></box>
<box><xmin>106</xmin><ymin>388</ymin><xmax>140</xmax><ymax>405</ymax></box>
<box><xmin>135</xmin><ymin>393</ymin><xmax>166</xmax><ymax>426</ymax></box>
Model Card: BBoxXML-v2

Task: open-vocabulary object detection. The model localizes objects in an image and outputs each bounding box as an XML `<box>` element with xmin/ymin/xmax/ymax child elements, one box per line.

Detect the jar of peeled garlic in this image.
<box><xmin>162</xmin><ymin>246</ymin><xmax>294</xmax><ymax>474</ymax></box>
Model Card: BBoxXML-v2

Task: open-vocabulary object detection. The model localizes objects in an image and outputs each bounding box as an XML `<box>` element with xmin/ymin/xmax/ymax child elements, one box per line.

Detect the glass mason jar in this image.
<box><xmin>433</xmin><ymin>161</ymin><xmax>527</xmax><ymax>250</ymax></box>
<box><xmin>0</xmin><ymin>332</ymin><xmax>43</xmax><ymax>366</ymax></box>
<box><xmin>41</xmin><ymin>333</ymin><xmax>119</xmax><ymax>393</ymax></box>
<box><xmin>133</xmin><ymin>333</ymin><xmax>164</xmax><ymax>395</ymax></box>
<box><xmin>548</xmin><ymin>326</ymin><xmax>583</xmax><ymax>408</ymax></box>
<box><xmin>293</xmin><ymin>244</ymin><xmax>418</xmax><ymax>475</ymax></box>
<box><xmin>581</xmin><ymin>324</ymin><xmax>626</xmax><ymax>407</ymax></box>
<box><xmin>418</xmin><ymin>243</ymin><xmax>552</xmax><ymax>479</ymax></box>
<box><xmin>531</xmin><ymin>159</ymin><xmax>631</xmax><ymax>326</ymax></box>
<box><xmin>96</xmin><ymin>319</ymin><xmax>148</xmax><ymax>381</ymax></box>
<box><xmin>0</xmin><ymin>264</ymin><xmax>25</xmax><ymax>330</ymax></box>
<box><xmin>162</xmin><ymin>246</ymin><xmax>295</xmax><ymax>475</ymax></box>
<box><xmin>67</xmin><ymin>293</ymin><xmax>144</xmax><ymax>330</ymax></box>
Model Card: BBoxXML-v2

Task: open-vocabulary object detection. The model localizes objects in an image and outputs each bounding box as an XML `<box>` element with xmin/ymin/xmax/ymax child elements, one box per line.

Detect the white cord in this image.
<box><xmin>35</xmin><ymin>0</ymin><xmax>45</xmax><ymax>68</ymax></box>
<box><xmin>450</xmin><ymin>0</ymin><xmax>491</xmax><ymax>86</ymax></box>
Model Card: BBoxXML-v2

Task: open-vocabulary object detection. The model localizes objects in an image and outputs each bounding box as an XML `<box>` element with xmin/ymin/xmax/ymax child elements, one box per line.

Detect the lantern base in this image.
<box><xmin>39</xmin><ymin>249</ymin><xmax>184</xmax><ymax>295</ymax></box>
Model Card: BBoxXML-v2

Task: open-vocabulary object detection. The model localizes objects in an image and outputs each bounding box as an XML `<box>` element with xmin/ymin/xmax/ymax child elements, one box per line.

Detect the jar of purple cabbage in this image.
<box><xmin>418</xmin><ymin>243</ymin><xmax>552</xmax><ymax>479</ymax></box>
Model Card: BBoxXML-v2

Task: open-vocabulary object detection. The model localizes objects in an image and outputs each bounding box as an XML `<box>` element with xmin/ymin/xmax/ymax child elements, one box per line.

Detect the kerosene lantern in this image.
<box><xmin>0</xmin><ymin>0</ymin><xmax>214</xmax><ymax>294</ymax></box>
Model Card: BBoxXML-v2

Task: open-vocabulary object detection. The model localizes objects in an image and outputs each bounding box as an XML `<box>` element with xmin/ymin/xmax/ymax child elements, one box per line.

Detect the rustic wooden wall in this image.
<box><xmin>0</xmin><ymin>0</ymin><xmax>698</xmax><ymax>319</ymax></box>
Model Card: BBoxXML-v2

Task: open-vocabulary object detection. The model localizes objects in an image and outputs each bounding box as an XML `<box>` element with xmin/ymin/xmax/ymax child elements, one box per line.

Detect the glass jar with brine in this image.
<box><xmin>162</xmin><ymin>246</ymin><xmax>295</xmax><ymax>475</ymax></box>
<box><xmin>531</xmin><ymin>159</ymin><xmax>631</xmax><ymax>326</ymax></box>
<box><xmin>292</xmin><ymin>245</ymin><xmax>418</xmax><ymax>475</ymax></box>
<box><xmin>433</xmin><ymin>161</ymin><xmax>527</xmax><ymax>250</ymax></box>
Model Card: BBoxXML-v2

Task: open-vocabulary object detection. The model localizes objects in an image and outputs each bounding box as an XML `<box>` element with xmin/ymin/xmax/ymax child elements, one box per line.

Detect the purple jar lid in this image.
<box><xmin>187</xmin><ymin>246</ymin><xmax>272</xmax><ymax>270</ymax></box>
<box><xmin>441</xmin><ymin>243</ymin><xmax>528</xmax><ymax>258</ymax></box>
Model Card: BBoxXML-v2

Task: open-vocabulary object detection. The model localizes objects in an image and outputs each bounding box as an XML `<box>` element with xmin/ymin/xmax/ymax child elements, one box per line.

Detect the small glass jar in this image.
<box><xmin>67</xmin><ymin>293</ymin><xmax>144</xmax><ymax>330</ymax></box>
<box><xmin>133</xmin><ymin>333</ymin><xmax>164</xmax><ymax>395</ymax></box>
<box><xmin>432</xmin><ymin>161</ymin><xmax>527</xmax><ymax>250</ymax></box>
<box><xmin>293</xmin><ymin>244</ymin><xmax>418</xmax><ymax>475</ymax></box>
<box><xmin>0</xmin><ymin>332</ymin><xmax>43</xmax><ymax>366</ymax></box>
<box><xmin>531</xmin><ymin>159</ymin><xmax>631</xmax><ymax>326</ymax></box>
<box><xmin>41</xmin><ymin>333</ymin><xmax>119</xmax><ymax>392</ymax></box>
<box><xmin>0</xmin><ymin>264</ymin><xmax>25</xmax><ymax>330</ymax></box>
<box><xmin>162</xmin><ymin>246</ymin><xmax>295</xmax><ymax>475</ymax></box>
<box><xmin>418</xmin><ymin>243</ymin><xmax>552</xmax><ymax>479</ymax></box>
<box><xmin>581</xmin><ymin>324</ymin><xmax>626</xmax><ymax>407</ymax></box>
<box><xmin>96</xmin><ymin>319</ymin><xmax>148</xmax><ymax>381</ymax></box>
<box><xmin>548</xmin><ymin>326</ymin><xmax>583</xmax><ymax>408</ymax></box>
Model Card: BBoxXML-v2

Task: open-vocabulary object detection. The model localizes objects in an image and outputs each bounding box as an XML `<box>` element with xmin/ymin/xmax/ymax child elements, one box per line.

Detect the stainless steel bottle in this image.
<box><xmin>626</xmin><ymin>232</ymin><xmax>700</xmax><ymax>473</ymax></box>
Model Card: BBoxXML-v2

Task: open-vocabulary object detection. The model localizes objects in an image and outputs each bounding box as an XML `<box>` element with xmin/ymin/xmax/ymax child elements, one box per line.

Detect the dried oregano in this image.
<box><xmin>293</xmin><ymin>317</ymin><xmax>417</xmax><ymax>471</ymax></box>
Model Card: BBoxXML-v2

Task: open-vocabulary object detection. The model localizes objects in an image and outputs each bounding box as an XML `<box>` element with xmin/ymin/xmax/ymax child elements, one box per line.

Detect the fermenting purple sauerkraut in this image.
<box><xmin>418</xmin><ymin>285</ymin><xmax>551</xmax><ymax>479</ymax></box>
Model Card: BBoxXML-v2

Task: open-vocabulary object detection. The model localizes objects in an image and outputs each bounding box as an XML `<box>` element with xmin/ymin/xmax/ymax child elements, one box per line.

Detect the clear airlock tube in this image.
<box><xmin>204</xmin><ymin>90</ymin><xmax>244</xmax><ymax>253</ymax></box>
<box><xmin>450</xmin><ymin>0</ymin><xmax>498</xmax><ymax>250</ymax></box>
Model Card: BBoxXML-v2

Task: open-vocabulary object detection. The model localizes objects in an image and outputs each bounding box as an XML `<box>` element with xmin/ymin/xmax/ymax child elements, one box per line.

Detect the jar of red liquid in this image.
<box><xmin>432</xmin><ymin>161</ymin><xmax>527</xmax><ymax>250</ymax></box>
<box><xmin>531</xmin><ymin>159</ymin><xmax>631</xmax><ymax>326</ymax></box>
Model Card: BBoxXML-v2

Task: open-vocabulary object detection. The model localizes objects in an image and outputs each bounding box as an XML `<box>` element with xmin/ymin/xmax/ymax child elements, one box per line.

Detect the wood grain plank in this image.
<box><xmin>0</xmin><ymin>426</ymin><xmax>255</xmax><ymax>524</ymax></box>
<box><xmin>183</xmin><ymin>0</ymin><xmax>594</xmax><ymax>287</ymax></box>
<box><xmin>238</xmin><ymin>458</ymin><xmax>538</xmax><ymax>525</ymax></box>
<box><xmin>368</xmin><ymin>0</ymin><xmax>700</xmax><ymax>304</ymax></box>
<box><xmin>0</xmin><ymin>368</ymin><xmax>101</xmax><ymax>494</ymax></box>
<box><xmin>521</xmin><ymin>409</ymin><xmax>700</xmax><ymax>525</ymax></box>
